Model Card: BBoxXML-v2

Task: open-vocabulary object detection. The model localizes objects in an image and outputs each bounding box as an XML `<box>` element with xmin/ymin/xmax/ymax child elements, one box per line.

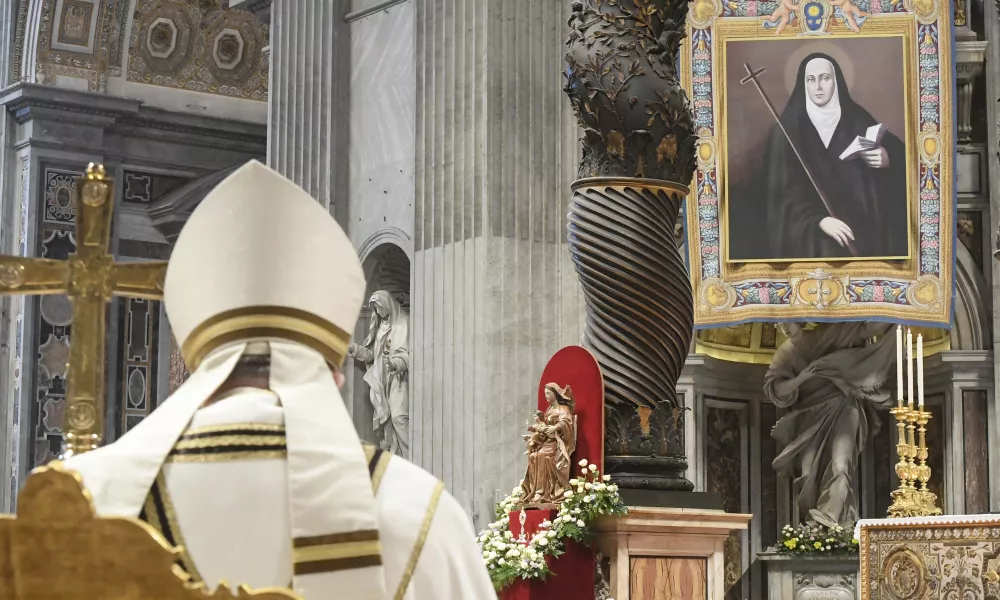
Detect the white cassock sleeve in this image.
<box><xmin>376</xmin><ymin>457</ymin><xmax>497</xmax><ymax>600</ymax></box>
<box><xmin>405</xmin><ymin>490</ymin><xmax>498</xmax><ymax>599</ymax></box>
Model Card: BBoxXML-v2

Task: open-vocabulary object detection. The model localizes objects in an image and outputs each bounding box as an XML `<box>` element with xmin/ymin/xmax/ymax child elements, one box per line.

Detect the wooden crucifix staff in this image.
<box><xmin>740</xmin><ymin>62</ymin><xmax>860</xmax><ymax>258</ymax></box>
<box><xmin>0</xmin><ymin>164</ymin><xmax>167</xmax><ymax>457</ymax></box>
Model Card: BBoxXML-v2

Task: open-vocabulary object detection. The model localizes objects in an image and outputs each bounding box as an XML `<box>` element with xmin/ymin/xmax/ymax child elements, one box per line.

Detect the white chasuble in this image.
<box><xmin>62</xmin><ymin>342</ymin><xmax>496</xmax><ymax>600</ymax></box>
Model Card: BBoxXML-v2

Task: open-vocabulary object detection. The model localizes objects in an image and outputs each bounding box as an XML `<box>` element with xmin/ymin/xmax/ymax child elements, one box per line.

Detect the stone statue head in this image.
<box><xmin>363</xmin><ymin>290</ymin><xmax>404</xmax><ymax>347</ymax></box>
<box><xmin>368</xmin><ymin>290</ymin><xmax>395</xmax><ymax>319</ymax></box>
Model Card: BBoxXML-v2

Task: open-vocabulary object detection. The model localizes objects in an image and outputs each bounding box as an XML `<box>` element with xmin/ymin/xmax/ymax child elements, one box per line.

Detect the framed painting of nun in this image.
<box><xmin>682</xmin><ymin>0</ymin><xmax>955</xmax><ymax>329</ymax></box>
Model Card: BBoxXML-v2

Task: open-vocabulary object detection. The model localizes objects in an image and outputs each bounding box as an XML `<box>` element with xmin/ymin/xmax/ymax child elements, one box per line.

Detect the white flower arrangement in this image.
<box><xmin>476</xmin><ymin>460</ymin><xmax>627</xmax><ymax>592</ymax></box>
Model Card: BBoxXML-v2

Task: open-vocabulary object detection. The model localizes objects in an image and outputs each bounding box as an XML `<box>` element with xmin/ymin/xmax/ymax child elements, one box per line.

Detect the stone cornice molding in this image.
<box><xmin>956</xmin><ymin>40</ymin><xmax>988</xmax><ymax>81</ymax></box>
<box><xmin>228</xmin><ymin>0</ymin><xmax>272</xmax><ymax>22</ymax></box>
<box><xmin>346</xmin><ymin>0</ymin><xmax>410</xmax><ymax>22</ymax></box>
<box><xmin>0</xmin><ymin>83</ymin><xmax>266</xmax><ymax>152</ymax></box>
<box><xmin>931</xmin><ymin>350</ymin><xmax>993</xmax><ymax>386</ymax></box>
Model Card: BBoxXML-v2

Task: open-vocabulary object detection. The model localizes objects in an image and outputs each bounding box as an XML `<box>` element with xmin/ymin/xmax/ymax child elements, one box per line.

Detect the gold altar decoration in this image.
<box><xmin>887</xmin><ymin>327</ymin><xmax>941</xmax><ymax>518</ymax></box>
<box><xmin>0</xmin><ymin>461</ymin><xmax>300</xmax><ymax>600</ymax></box>
<box><xmin>886</xmin><ymin>403</ymin><xmax>942</xmax><ymax>518</ymax></box>
<box><xmin>859</xmin><ymin>517</ymin><xmax>1000</xmax><ymax>599</ymax></box>
<box><xmin>695</xmin><ymin>323</ymin><xmax>949</xmax><ymax>365</ymax></box>
<box><xmin>0</xmin><ymin>164</ymin><xmax>167</xmax><ymax>456</ymax></box>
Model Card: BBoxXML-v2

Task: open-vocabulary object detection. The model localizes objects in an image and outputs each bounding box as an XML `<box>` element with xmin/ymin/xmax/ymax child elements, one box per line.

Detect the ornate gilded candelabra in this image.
<box><xmin>887</xmin><ymin>399</ymin><xmax>942</xmax><ymax>518</ymax></box>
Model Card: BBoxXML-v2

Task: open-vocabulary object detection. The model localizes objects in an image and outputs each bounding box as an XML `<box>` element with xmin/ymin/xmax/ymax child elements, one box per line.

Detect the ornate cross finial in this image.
<box><xmin>0</xmin><ymin>166</ymin><xmax>168</xmax><ymax>457</ymax></box>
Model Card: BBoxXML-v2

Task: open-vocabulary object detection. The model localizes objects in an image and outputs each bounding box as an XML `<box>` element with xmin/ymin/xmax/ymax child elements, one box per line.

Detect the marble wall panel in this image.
<box><xmin>30</xmin><ymin>167</ymin><xmax>82</xmax><ymax>468</ymax></box>
<box><xmin>705</xmin><ymin>404</ymin><xmax>745</xmax><ymax>600</ymax></box>
<box><xmin>759</xmin><ymin>402</ymin><xmax>778</xmax><ymax>550</ymax></box>
<box><xmin>113</xmin><ymin>297</ymin><xmax>160</xmax><ymax>436</ymax></box>
<box><xmin>926</xmin><ymin>397</ymin><xmax>946</xmax><ymax>512</ymax></box>
<box><xmin>872</xmin><ymin>412</ymin><xmax>895</xmax><ymax>518</ymax></box>
<box><xmin>963</xmin><ymin>389</ymin><xmax>990</xmax><ymax>514</ymax></box>
<box><xmin>348</xmin><ymin>2</ymin><xmax>415</xmax><ymax>251</ymax></box>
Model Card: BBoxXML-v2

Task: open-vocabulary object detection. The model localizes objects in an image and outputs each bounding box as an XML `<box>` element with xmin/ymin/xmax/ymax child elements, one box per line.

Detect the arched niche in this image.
<box><xmin>348</xmin><ymin>237</ymin><xmax>412</xmax><ymax>450</ymax></box>
<box><xmin>951</xmin><ymin>242</ymin><xmax>990</xmax><ymax>350</ymax></box>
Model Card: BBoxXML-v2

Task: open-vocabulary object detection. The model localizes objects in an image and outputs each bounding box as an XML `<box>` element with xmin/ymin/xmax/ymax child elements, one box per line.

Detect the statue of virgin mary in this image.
<box><xmin>349</xmin><ymin>291</ymin><xmax>410</xmax><ymax>455</ymax></box>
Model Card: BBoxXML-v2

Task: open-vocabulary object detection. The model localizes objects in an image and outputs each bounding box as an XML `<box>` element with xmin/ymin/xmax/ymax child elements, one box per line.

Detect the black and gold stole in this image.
<box><xmin>137</xmin><ymin>423</ymin><xmax>392</xmax><ymax>585</ymax></box>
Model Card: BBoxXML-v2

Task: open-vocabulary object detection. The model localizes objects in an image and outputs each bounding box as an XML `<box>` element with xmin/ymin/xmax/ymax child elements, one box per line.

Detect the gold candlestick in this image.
<box><xmin>887</xmin><ymin>404</ymin><xmax>941</xmax><ymax>518</ymax></box>
<box><xmin>914</xmin><ymin>408</ymin><xmax>942</xmax><ymax>515</ymax></box>
<box><xmin>890</xmin><ymin>400</ymin><xmax>911</xmax><ymax>487</ymax></box>
<box><xmin>888</xmin><ymin>400</ymin><xmax>917</xmax><ymax>517</ymax></box>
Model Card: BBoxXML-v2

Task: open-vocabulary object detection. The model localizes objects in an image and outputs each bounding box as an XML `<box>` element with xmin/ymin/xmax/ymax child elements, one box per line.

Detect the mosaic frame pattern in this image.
<box><xmin>682</xmin><ymin>0</ymin><xmax>955</xmax><ymax>327</ymax></box>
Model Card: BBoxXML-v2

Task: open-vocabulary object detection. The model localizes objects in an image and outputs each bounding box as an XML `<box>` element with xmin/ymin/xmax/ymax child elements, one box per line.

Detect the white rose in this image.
<box><xmin>565</xmin><ymin>491</ymin><xmax>574</xmax><ymax>498</ymax></box>
<box><xmin>589</xmin><ymin>463</ymin><xmax>598</xmax><ymax>472</ymax></box>
<box><xmin>537</xmin><ymin>537</ymin><xmax>548</xmax><ymax>546</ymax></box>
<box><xmin>609</xmin><ymin>484</ymin><xmax>618</xmax><ymax>492</ymax></box>
<box><xmin>547</xmin><ymin>530</ymin><xmax>557</xmax><ymax>538</ymax></box>
<box><xmin>579</xmin><ymin>459</ymin><xmax>588</xmax><ymax>467</ymax></box>
<box><xmin>603</xmin><ymin>474</ymin><xmax>612</xmax><ymax>481</ymax></box>
<box><xmin>499</xmin><ymin>558</ymin><xmax>506</xmax><ymax>565</ymax></box>
<box><xmin>585</xmin><ymin>483</ymin><xmax>593</xmax><ymax>490</ymax></box>
<box><xmin>576</xmin><ymin>519</ymin><xmax>585</xmax><ymax>527</ymax></box>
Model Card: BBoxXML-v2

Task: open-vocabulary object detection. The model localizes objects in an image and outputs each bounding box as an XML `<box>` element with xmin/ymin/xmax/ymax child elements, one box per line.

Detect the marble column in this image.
<box><xmin>986</xmin><ymin>3</ymin><xmax>1000</xmax><ymax>513</ymax></box>
<box><xmin>0</xmin><ymin>0</ymin><xmax>18</xmax><ymax>511</ymax></box>
<box><xmin>266</xmin><ymin>0</ymin><xmax>351</xmax><ymax>224</ymax></box>
<box><xmin>411</xmin><ymin>0</ymin><xmax>585</xmax><ymax>527</ymax></box>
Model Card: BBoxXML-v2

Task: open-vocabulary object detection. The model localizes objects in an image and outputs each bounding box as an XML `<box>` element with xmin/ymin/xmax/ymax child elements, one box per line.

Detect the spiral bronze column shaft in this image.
<box><xmin>568</xmin><ymin>178</ymin><xmax>695</xmax><ymax>491</ymax></box>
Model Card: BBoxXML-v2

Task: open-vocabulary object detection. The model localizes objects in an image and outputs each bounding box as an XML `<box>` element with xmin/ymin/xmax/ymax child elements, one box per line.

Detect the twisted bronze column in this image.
<box><xmin>565</xmin><ymin>0</ymin><xmax>696</xmax><ymax>491</ymax></box>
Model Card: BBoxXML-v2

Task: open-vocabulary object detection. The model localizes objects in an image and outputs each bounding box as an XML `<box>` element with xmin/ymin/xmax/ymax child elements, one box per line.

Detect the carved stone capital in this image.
<box><xmin>956</xmin><ymin>41</ymin><xmax>987</xmax><ymax>143</ymax></box>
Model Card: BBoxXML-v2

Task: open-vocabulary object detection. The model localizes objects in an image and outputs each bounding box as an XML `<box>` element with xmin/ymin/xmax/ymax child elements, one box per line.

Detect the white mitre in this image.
<box><xmin>65</xmin><ymin>160</ymin><xmax>383</xmax><ymax>598</ymax></box>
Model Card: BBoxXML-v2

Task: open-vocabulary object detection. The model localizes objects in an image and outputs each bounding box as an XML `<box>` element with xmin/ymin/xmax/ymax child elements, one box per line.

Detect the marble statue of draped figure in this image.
<box><xmin>349</xmin><ymin>291</ymin><xmax>410</xmax><ymax>456</ymax></box>
<box><xmin>764</xmin><ymin>321</ymin><xmax>894</xmax><ymax>528</ymax></box>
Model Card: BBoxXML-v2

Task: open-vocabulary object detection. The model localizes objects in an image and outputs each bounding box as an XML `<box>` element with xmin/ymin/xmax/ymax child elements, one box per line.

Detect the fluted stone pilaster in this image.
<box><xmin>267</xmin><ymin>0</ymin><xmax>350</xmax><ymax>223</ymax></box>
<box><xmin>411</xmin><ymin>0</ymin><xmax>585</xmax><ymax>526</ymax></box>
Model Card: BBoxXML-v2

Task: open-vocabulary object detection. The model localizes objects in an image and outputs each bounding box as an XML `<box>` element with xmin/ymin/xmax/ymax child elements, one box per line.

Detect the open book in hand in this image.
<box><xmin>839</xmin><ymin>123</ymin><xmax>887</xmax><ymax>160</ymax></box>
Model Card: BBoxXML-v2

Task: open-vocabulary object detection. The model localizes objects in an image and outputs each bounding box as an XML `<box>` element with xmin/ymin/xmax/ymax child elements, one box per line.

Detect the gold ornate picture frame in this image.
<box><xmin>682</xmin><ymin>0</ymin><xmax>955</xmax><ymax>327</ymax></box>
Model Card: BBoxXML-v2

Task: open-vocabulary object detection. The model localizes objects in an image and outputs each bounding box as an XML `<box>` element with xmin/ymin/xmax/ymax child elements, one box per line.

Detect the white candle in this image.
<box><xmin>907</xmin><ymin>329</ymin><xmax>914</xmax><ymax>408</ymax></box>
<box><xmin>896</xmin><ymin>326</ymin><xmax>903</xmax><ymax>402</ymax></box>
<box><xmin>917</xmin><ymin>334</ymin><xmax>924</xmax><ymax>407</ymax></box>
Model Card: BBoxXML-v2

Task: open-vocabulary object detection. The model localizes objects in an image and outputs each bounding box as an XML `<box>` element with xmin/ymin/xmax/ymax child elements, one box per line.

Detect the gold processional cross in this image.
<box><xmin>0</xmin><ymin>164</ymin><xmax>167</xmax><ymax>457</ymax></box>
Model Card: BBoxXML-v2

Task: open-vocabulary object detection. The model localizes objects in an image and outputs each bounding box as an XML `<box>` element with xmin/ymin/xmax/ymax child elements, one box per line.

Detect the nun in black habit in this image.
<box><xmin>758</xmin><ymin>53</ymin><xmax>908</xmax><ymax>261</ymax></box>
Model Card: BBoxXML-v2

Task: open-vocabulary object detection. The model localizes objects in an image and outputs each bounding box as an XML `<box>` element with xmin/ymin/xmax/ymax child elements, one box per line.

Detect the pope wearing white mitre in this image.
<box><xmin>63</xmin><ymin>160</ymin><xmax>497</xmax><ymax>600</ymax></box>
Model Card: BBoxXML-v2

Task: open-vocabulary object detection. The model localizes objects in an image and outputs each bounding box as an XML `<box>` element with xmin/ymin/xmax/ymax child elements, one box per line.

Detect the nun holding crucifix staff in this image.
<box><xmin>740</xmin><ymin>53</ymin><xmax>909</xmax><ymax>261</ymax></box>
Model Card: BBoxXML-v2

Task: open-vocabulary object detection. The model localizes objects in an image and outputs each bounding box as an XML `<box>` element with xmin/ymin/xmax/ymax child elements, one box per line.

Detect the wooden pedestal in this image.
<box><xmin>595</xmin><ymin>508</ymin><xmax>751</xmax><ymax>600</ymax></box>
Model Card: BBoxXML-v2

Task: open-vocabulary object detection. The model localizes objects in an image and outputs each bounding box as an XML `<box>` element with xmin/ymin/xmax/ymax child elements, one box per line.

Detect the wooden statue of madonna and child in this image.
<box><xmin>495</xmin><ymin>346</ymin><xmax>608</xmax><ymax>600</ymax></box>
<box><xmin>519</xmin><ymin>382</ymin><xmax>578</xmax><ymax>507</ymax></box>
